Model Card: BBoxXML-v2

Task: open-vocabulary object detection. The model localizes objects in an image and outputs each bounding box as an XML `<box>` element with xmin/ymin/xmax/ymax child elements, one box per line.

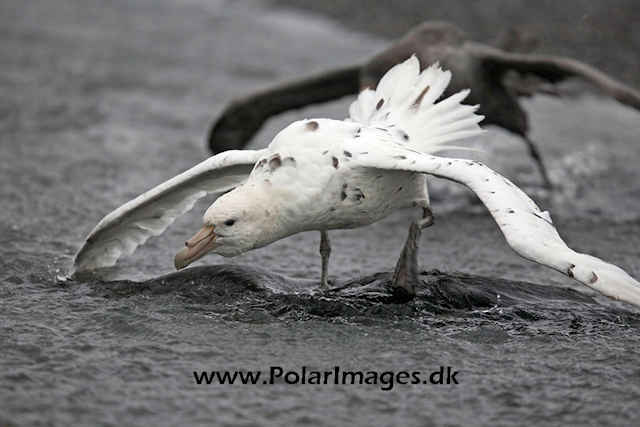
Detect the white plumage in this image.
<box><xmin>73</xmin><ymin>56</ymin><xmax>640</xmax><ymax>308</ymax></box>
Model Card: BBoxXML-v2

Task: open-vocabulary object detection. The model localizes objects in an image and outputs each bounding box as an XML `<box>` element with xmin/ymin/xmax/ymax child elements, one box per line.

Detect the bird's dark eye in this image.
<box><xmin>225</xmin><ymin>219</ymin><xmax>236</xmax><ymax>226</ymax></box>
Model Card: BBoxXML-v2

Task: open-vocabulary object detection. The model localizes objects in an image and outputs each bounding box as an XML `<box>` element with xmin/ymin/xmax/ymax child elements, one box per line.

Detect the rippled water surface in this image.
<box><xmin>2</xmin><ymin>0</ymin><xmax>640</xmax><ymax>426</ymax></box>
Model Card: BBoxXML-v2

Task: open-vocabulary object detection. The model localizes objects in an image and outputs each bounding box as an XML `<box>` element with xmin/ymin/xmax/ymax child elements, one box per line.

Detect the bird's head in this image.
<box><xmin>173</xmin><ymin>184</ymin><xmax>277</xmax><ymax>270</ymax></box>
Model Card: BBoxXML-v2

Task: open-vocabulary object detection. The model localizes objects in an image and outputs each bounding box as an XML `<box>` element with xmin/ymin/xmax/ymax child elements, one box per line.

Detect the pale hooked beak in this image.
<box><xmin>174</xmin><ymin>225</ymin><xmax>218</xmax><ymax>270</ymax></box>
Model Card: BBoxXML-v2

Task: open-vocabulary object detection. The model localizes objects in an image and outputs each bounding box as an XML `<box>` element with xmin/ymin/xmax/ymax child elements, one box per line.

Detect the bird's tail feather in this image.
<box><xmin>348</xmin><ymin>55</ymin><xmax>484</xmax><ymax>154</ymax></box>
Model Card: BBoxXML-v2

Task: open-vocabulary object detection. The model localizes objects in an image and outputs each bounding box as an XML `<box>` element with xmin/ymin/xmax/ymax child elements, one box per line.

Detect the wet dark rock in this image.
<box><xmin>95</xmin><ymin>264</ymin><xmax>629</xmax><ymax>324</ymax></box>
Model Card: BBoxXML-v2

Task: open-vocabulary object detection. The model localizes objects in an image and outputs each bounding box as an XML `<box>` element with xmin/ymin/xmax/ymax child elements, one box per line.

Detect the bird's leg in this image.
<box><xmin>523</xmin><ymin>135</ymin><xmax>552</xmax><ymax>189</ymax></box>
<box><xmin>319</xmin><ymin>231</ymin><xmax>331</xmax><ymax>290</ymax></box>
<box><xmin>391</xmin><ymin>206</ymin><xmax>435</xmax><ymax>297</ymax></box>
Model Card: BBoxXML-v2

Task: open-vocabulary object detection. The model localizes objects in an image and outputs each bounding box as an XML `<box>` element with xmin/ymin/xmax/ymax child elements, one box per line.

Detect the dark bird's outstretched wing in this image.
<box><xmin>477</xmin><ymin>45</ymin><xmax>640</xmax><ymax>109</ymax></box>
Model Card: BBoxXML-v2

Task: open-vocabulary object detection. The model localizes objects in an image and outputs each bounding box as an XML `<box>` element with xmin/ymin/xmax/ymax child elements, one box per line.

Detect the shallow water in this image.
<box><xmin>2</xmin><ymin>0</ymin><xmax>640</xmax><ymax>426</ymax></box>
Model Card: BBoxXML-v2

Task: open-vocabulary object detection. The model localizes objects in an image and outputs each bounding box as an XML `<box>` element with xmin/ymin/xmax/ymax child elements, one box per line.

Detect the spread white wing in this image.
<box><xmin>73</xmin><ymin>149</ymin><xmax>264</xmax><ymax>273</ymax></box>
<box><xmin>351</xmin><ymin>142</ymin><xmax>640</xmax><ymax>307</ymax></box>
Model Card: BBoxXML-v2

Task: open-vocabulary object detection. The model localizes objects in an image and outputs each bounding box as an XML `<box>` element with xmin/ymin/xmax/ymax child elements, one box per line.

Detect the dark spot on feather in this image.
<box><xmin>567</xmin><ymin>264</ymin><xmax>576</xmax><ymax>278</ymax></box>
<box><xmin>360</xmin><ymin>151</ymin><xmax>368</xmax><ymax>155</ymax></box>
<box><xmin>343</xmin><ymin>150</ymin><xmax>352</xmax><ymax>158</ymax></box>
<box><xmin>268</xmin><ymin>154</ymin><xmax>282</xmax><ymax>171</ymax></box>
<box><xmin>376</xmin><ymin>99</ymin><xmax>384</xmax><ymax>110</ymax></box>
<box><xmin>353</xmin><ymin>188</ymin><xmax>365</xmax><ymax>201</ymax></box>
<box><xmin>447</xmin><ymin>161</ymin><xmax>452</xmax><ymax>165</ymax></box>
<box><xmin>532</xmin><ymin>212</ymin><xmax>554</xmax><ymax>226</ymax></box>
<box><xmin>322</xmin><ymin>150</ymin><xmax>329</xmax><ymax>155</ymax></box>
<box><xmin>283</xmin><ymin>156</ymin><xmax>296</xmax><ymax>167</ymax></box>
<box><xmin>329</xmin><ymin>207</ymin><xmax>336</xmax><ymax>212</ymax></box>
<box><xmin>254</xmin><ymin>158</ymin><xmax>267</xmax><ymax>171</ymax></box>
<box><xmin>403</xmin><ymin>132</ymin><xmax>409</xmax><ymax>140</ymax></box>
<box><xmin>375</xmin><ymin>175</ymin><xmax>383</xmax><ymax>179</ymax></box>
<box><xmin>397</xmin><ymin>187</ymin><xmax>403</xmax><ymax>193</ymax></box>
<box><xmin>305</xmin><ymin>121</ymin><xmax>319</xmax><ymax>131</ymax></box>
<box><xmin>508</xmin><ymin>209</ymin><xmax>515</xmax><ymax>213</ymax></box>
<box><xmin>394</xmin><ymin>155</ymin><xmax>407</xmax><ymax>160</ymax></box>
<box><xmin>412</xmin><ymin>85</ymin><xmax>430</xmax><ymax>108</ymax></box>
<box><xmin>341</xmin><ymin>183</ymin><xmax>348</xmax><ymax>201</ymax></box>
<box><xmin>589</xmin><ymin>272</ymin><xmax>598</xmax><ymax>284</ymax></box>
<box><xmin>265</xmin><ymin>210</ymin><xmax>270</xmax><ymax>217</ymax></box>
<box><xmin>411</xmin><ymin>160</ymin><xmax>416</xmax><ymax>164</ymax></box>
<box><xmin>332</xmin><ymin>156</ymin><xmax>339</xmax><ymax>168</ymax></box>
